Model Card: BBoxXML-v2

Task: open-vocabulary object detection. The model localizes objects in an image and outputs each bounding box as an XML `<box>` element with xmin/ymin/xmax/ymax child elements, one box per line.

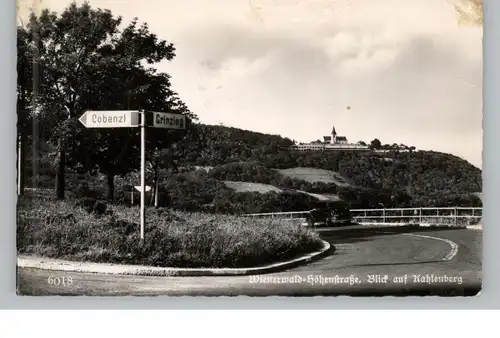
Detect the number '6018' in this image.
<box><xmin>47</xmin><ymin>276</ymin><xmax>73</xmax><ymax>286</ymax></box>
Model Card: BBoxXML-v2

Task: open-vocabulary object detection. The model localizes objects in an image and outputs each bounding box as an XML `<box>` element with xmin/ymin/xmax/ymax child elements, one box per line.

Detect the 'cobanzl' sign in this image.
<box><xmin>152</xmin><ymin>112</ymin><xmax>186</xmax><ymax>130</ymax></box>
<box><xmin>78</xmin><ymin>110</ymin><xmax>139</xmax><ymax>128</ymax></box>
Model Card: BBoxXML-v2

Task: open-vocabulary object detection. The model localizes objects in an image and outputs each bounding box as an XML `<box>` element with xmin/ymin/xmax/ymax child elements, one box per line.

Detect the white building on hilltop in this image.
<box><xmin>324</xmin><ymin>126</ymin><xmax>348</xmax><ymax>144</ymax></box>
<box><xmin>289</xmin><ymin>125</ymin><xmax>370</xmax><ymax>152</ymax></box>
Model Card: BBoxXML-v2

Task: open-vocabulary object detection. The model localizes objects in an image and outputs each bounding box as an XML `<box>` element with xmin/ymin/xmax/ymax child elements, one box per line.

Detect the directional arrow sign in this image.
<box><xmin>151</xmin><ymin>112</ymin><xmax>186</xmax><ymax>130</ymax></box>
<box><xmin>78</xmin><ymin>110</ymin><xmax>139</xmax><ymax>128</ymax></box>
<box><xmin>134</xmin><ymin>185</ymin><xmax>151</xmax><ymax>192</ymax></box>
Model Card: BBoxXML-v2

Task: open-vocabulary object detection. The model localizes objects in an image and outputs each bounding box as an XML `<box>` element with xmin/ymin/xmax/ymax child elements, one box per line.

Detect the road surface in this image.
<box><xmin>17</xmin><ymin>226</ymin><xmax>482</xmax><ymax>296</ymax></box>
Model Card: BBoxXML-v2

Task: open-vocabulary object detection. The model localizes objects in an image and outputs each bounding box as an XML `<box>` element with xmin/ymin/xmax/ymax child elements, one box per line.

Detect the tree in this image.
<box><xmin>26</xmin><ymin>2</ymin><xmax>181</xmax><ymax>201</ymax></box>
<box><xmin>370</xmin><ymin>138</ymin><xmax>382</xmax><ymax>150</ymax></box>
<box><xmin>26</xmin><ymin>3</ymin><xmax>120</xmax><ymax>198</ymax></box>
<box><xmin>16</xmin><ymin>25</ymin><xmax>34</xmax><ymax>195</ymax></box>
<box><xmin>184</xmin><ymin>123</ymin><xmax>233</xmax><ymax>166</ymax></box>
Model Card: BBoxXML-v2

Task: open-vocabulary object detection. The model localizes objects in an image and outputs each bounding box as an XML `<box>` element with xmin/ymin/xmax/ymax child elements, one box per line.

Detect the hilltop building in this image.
<box><xmin>289</xmin><ymin>125</ymin><xmax>370</xmax><ymax>152</ymax></box>
<box><xmin>324</xmin><ymin>126</ymin><xmax>348</xmax><ymax>144</ymax></box>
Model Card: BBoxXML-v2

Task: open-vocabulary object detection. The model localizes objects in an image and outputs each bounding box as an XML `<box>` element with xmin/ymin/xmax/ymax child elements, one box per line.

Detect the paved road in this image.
<box><xmin>17</xmin><ymin>226</ymin><xmax>482</xmax><ymax>296</ymax></box>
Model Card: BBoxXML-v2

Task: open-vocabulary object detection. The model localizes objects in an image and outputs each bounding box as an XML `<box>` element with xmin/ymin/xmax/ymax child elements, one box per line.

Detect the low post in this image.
<box><xmin>383</xmin><ymin>209</ymin><xmax>386</xmax><ymax>223</ymax></box>
<box><xmin>154</xmin><ymin>177</ymin><xmax>159</xmax><ymax>207</ymax></box>
<box><xmin>419</xmin><ymin>208</ymin><xmax>422</xmax><ymax>224</ymax></box>
<box><xmin>454</xmin><ymin>207</ymin><xmax>458</xmax><ymax>226</ymax></box>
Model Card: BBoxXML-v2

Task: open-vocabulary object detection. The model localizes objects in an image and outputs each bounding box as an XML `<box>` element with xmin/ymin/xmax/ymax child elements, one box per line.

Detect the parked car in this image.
<box><xmin>305</xmin><ymin>201</ymin><xmax>352</xmax><ymax>227</ymax></box>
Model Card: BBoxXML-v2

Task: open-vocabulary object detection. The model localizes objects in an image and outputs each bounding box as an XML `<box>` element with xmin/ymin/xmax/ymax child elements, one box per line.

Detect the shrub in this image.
<box><xmin>70</xmin><ymin>182</ymin><xmax>106</xmax><ymax>200</ymax></box>
<box><xmin>75</xmin><ymin>197</ymin><xmax>108</xmax><ymax>216</ymax></box>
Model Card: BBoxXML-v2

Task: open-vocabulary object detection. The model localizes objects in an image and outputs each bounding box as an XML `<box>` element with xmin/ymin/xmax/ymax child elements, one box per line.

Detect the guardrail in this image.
<box><xmin>350</xmin><ymin>207</ymin><xmax>482</xmax><ymax>226</ymax></box>
<box><xmin>243</xmin><ymin>207</ymin><xmax>483</xmax><ymax>227</ymax></box>
<box><xmin>22</xmin><ymin>188</ymin><xmax>55</xmax><ymax>196</ymax></box>
<box><xmin>244</xmin><ymin>211</ymin><xmax>311</xmax><ymax>220</ymax></box>
<box><xmin>243</xmin><ymin>211</ymin><xmax>311</xmax><ymax>226</ymax></box>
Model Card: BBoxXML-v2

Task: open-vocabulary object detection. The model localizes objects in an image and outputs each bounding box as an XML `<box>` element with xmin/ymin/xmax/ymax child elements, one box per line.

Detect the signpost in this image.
<box><xmin>140</xmin><ymin>110</ymin><xmax>146</xmax><ymax>242</ymax></box>
<box><xmin>130</xmin><ymin>186</ymin><xmax>151</xmax><ymax>206</ymax></box>
<box><xmin>78</xmin><ymin>109</ymin><xmax>187</xmax><ymax>242</ymax></box>
<box><xmin>134</xmin><ymin>186</ymin><xmax>152</xmax><ymax>192</ymax></box>
<box><xmin>78</xmin><ymin>110</ymin><xmax>139</xmax><ymax>128</ymax></box>
<box><xmin>152</xmin><ymin>111</ymin><xmax>186</xmax><ymax>130</ymax></box>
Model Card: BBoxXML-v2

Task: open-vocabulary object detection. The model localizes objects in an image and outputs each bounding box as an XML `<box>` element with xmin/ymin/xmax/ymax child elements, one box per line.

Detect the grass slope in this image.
<box><xmin>17</xmin><ymin>197</ymin><xmax>323</xmax><ymax>268</ymax></box>
<box><xmin>276</xmin><ymin>167</ymin><xmax>353</xmax><ymax>187</ymax></box>
<box><xmin>223</xmin><ymin>181</ymin><xmax>283</xmax><ymax>193</ymax></box>
<box><xmin>223</xmin><ymin>180</ymin><xmax>341</xmax><ymax>202</ymax></box>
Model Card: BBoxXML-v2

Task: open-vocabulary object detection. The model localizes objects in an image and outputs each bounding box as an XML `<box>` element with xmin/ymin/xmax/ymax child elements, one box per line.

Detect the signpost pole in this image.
<box><xmin>140</xmin><ymin>110</ymin><xmax>146</xmax><ymax>242</ymax></box>
<box><xmin>17</xmin><ymin>134</ymin><xmax>22</xmax><ymax>196</ymax></box>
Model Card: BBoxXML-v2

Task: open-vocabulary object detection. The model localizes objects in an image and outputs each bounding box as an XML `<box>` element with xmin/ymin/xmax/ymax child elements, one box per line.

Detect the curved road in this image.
<box><xmin>17</xmin><ymin>226</ymin><xmax>482</xmax><ymax>296</ymax></box>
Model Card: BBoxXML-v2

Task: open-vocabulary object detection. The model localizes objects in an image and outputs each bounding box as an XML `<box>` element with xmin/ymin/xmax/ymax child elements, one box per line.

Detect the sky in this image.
<box><xmin>18</xmin><ymin>0</ymin><xmax>483</xmax><ymax>168</ymax></box>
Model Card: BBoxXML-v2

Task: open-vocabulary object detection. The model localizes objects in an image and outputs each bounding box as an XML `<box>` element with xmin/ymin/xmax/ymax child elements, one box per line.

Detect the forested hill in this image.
<box><xmin>183</xmin><ymin>123</ymin><xmax>482</xmax><ymax>208</ymax></box>
<box><xmin>26</xmin><ymin>123</ymin><xmax>482</xmax><ymax>211</ymax></box>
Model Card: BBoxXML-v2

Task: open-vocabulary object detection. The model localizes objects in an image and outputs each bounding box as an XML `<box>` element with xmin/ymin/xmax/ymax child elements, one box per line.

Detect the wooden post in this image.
<box><xmin>17</xmin><ymin>134</ymin><xmax>23</xmax><ymax>196</ymax></box>
<box><xmin>154</xmin><ymin>176</ymin><xmax>159</xmax><ymax>207</ymax></box>
<box><xmin>55</xmin><ymin>138</ymin><xmax>66</xmax><ymax>200</ymax></box>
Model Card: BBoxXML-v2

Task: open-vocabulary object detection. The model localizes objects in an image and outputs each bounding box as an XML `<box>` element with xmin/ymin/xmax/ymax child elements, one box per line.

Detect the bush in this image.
<box><xmin>70</xmin><ymin>182</ymin><xmax>106</xmax><ymax>200</ymax></box>
<box><xmin>17</xmin><ymin>197</ymin><xmax>324</xmax><ymax>268</ymax></box>
<box><xmin>75</xmin><ymin>197</ymin><xmax>108</xmax><ymax>216</ymax></box>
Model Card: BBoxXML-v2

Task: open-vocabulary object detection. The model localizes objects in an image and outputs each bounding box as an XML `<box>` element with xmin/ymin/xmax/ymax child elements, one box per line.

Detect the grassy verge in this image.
<box><xmin>17</xmin><ymin>197</ymin><xmax>324</xmax><ymax>268</ymax></box>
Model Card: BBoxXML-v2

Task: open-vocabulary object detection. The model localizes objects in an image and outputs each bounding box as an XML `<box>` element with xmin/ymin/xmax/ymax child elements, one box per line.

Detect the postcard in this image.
<box><xmin>16</xmin><ymin>0</ymin><xmax>483</xmax><ymax>296</ymax></box>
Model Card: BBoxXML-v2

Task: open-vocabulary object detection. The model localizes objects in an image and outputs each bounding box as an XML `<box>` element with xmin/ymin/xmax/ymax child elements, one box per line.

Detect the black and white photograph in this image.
<box><xmin>16</xmin><ymin>0</ymin><xmax>483</xmax><ymax>297</ymax></box>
